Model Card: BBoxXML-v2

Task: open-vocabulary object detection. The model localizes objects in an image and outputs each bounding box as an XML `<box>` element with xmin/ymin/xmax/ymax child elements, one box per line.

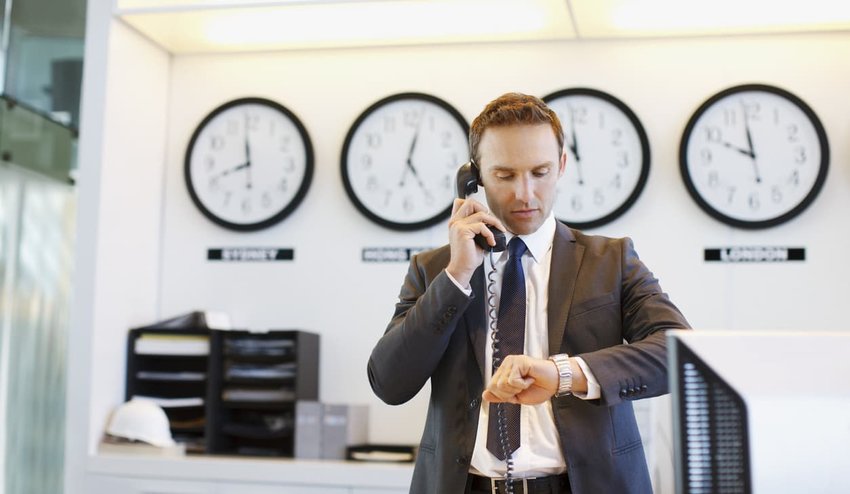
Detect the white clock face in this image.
<box><xmin>342</xmin><ymin>93</ymin><xmax>468</xmax><ymax>230</ymax></box>
<box><xmin>544</xmin><ymin>89</ymin><xmax>650</xmax><ymax>229</ymax></box>
<box><xmin>185</xmin><ymin>98</ymin><xmax>313</xmax><ymax>231</ymax></box>
<box><xmin>681</xmin><ymin>85</ymin><xmax>829</xmax><ymax>228</ymax></box>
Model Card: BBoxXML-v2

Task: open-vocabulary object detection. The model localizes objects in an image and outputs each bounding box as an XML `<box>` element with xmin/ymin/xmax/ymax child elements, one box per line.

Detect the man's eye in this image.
<box><xmin>533</xmin><ymin>170</ymin><xmax>550</xmax><ymax>177</ymax></box>
<box><xmin>496</xmin><ymin>174</ymin><xmax>513</xmax><ymax>180</ymax></box>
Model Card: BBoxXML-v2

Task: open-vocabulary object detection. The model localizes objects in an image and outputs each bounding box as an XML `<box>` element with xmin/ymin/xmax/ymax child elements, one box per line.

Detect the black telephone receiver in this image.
<box><xmin>456</xmin><ymin>162</ymin><xmax>507</xmax><ymax>252</ymax></box>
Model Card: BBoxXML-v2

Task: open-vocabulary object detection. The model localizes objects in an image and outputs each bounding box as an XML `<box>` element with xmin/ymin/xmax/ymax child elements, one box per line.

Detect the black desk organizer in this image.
<box><xmin>207</xmin><ymin>330</ymin><xmax>319</xmax><ymax>457</ymax></box>
<box><xmin>125</xmin><ymin>327</ymin><xmax>319</xmax><ymax>457</ymax></box>
<box><xmin>125</xmin><ymin>327</ymin><xmax>211</xmax><ymax>453</ymax></box>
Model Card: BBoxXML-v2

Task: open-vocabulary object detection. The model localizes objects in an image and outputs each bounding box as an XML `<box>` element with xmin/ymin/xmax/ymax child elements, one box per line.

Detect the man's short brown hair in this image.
<box><xmin>469</xmin><ymin>92</ymin><xmax>564</xmax><ymax>165</ymax></box>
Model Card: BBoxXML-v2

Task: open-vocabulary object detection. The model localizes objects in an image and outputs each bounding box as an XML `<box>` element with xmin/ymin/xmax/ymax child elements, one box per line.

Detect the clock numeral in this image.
<box><xmin>572</xmin><ymin>106</ymin><xmax>588</xmax><ymax>126</ymax></box>
<box><xmin>279</xmin><ymin>178</ymin><xmax>289</xmax><ymax>192</ymax></box>
<box><xmin>441</xmin><ymin>131</ymin><xmax>453</xmax><ymax>148</ymax></box>
<box><xmin>742</xmin><ymin>100</ymin><xmax>761</xmax><ymax>120</ymax></box>
<box><xmin>593</xmin><ymin>189</ymin><xmax>604</xmax><ymax>206</ymax></box>
<box><xmin>361</xmin><ymin>154</ymin><xmax>373</xmax><ymax>170</ymax></box>
<box><xmin>726</xmin><ymin>186</ymin><xmax>736</xmax><ymax>204</ymax></box>
<box><xmin>428</xmin><ymin>114</ymin><xmax>437</xmax><ymax>132</ymax></box>
<box><xmin>366</xmin><ymin>132</ymin><xmax>382</xmax><ymax>148</ymax></box>
<box><xmin>570</xmin><ymin>195</ymin><xmax>582</xmax><ymax>212</ymax></box>
<box><xmin>700</xmin><ymin>148</ymin><xmax>713</xmax><ymax>165</ymax></box>
<box><xmin>384</xmin><ymin>190</ymin><xmax>393</xmax><ymax>206</ymax></box>
<box><xmin>261</xmin><ymin>192</ymin><xmax>272</xmax><ymax>208</ymax></box>
<box><xmin>447</xmin><ymin>153</ymin><xmax>458</xmax><ymax>169</ymax></box>
<box><xmin>205</xmin><ymin>156</ymin><xmax>215</xmax><ymax>171</ymax></box>
<box><xmin>268</xmin><ymin>121</ymin><xmax>276</xmax><ymax>136</ymax></box>
<box><xmin>598</xmin><ymin>111</ymin><xmax>605</xmax><ymax>129</ymax></box>
<box><xmin>223</xmin><ymin>191</ymin><xmax>232</xmax><ymax>206</ymax></box>
<box><xmin>403</xmin><ymin>109</ymin><xmax>420</xmax><ymax>127</ymax></box>
<box><xmin>283</xmin><ymin>156</ymin><xmax>296</xmax><ymax>173</ymax></box>
<box><xmin>423</xmin><ymin>190</ymin><xmax>435</xmax><ymax>206</ymax></box>
<box><xmin>771</xmin><ymin>186</ymin><xmax>783</xmax><ymax>204</ymax></box>
<box><xmin>241</xmin><ymin>198</ymin><xmax>252</xmax><ymax>214</ymax></box>
<box><xmin>245</xmin><ymin>113</ymin><xmax>261</xmax><ymax>131</ymax></box>
<box><xmin>210</xmin><ymin>135</ymin><xmax>225</xmax><ymax>150</ymax></box>
<box><xmin>403</xmin><ymin>195</ymin><xmax>414</xmax><ymax>213</ymax></box>
<box><xmin>611</xmin><ymin>128</ymin><xmax>622</xmax><ymax>147</ymax></box>
<box><xmin>226</xmin><ymin>119</ymin><xmax>238</xmax><ymax>135</ymax></box>
<box><xmin>723</xmin><ymin>108</ymin><xmax>737</xmax><ymax>127</ymax></box>
<box><xmin>704</xmin><ymin>126</ymin><xmax>722</xmax><ymax>143</ymax></box>
<box><xmin>209</xmin><ymin>176</ymin><xmax>220</xmax><ymax>191</ymax></box>
<box><xmin>610</xmin><ymin>174</ymin><xmax>622</xmax><ymax>189</ymax></box>
<box><xmin>617</xmin><ymin>151</ymin><xmax>629</xmax><ymax>168</ymax></box>
<box><xmin>787</xmin><ymin>124</ymin><xmax>799</xmax><ymax>142</ymax></box>
<box><xmin>707</xmin><ymin>170</ymin><xmax>719</xmax><ymax>188</ymax></box>
<box><xmin>794</xmin><ymin>146</ymin><xmax>807</xmax><ymax>164</ymax></box>
<box><xmin>773</xmin><ymin>107</ymin><xmax>780</xmax><ymax>125</ymax></box>
<box><xmin>280</xmin><ymin>135</ymin><xmax>291</xmax><ymax>152</ymax></box>
<box><xmin>748</xmin><ymin>192</ymin><xmax>760</xmax><ymax>211</ymax></box>
<box><xmin>788</xmin><ymin>169</ymin><xmax>800</xmax><ymax>186</ymax></box>
<box><xmin>442</xmin><ymin>174</ymin><xmax>452</xmax><ymax>190</ymax></box>
<box><xmin>367</xmin><ymin>175</ymin><xmax>379</xmax><ymax>192</ymax></box>
<box><xmin>383</xmin><ymin>116</ymin><xmax>396</xmax><ymax>133</ymax></box>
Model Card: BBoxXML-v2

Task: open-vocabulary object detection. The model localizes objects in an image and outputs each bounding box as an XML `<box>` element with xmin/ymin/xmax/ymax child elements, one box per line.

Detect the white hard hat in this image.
<box><xmin>106</xmin><ymin>398</ymin><xmax>176</xmax><ymax>447</ymax></box>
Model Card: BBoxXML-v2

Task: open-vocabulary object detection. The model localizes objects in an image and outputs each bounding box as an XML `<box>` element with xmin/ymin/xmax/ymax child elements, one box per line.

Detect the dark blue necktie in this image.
<box><xmin>487</xmin><ymin>237</ymin><xmax>527</xmax><ymax>460</ymax></box>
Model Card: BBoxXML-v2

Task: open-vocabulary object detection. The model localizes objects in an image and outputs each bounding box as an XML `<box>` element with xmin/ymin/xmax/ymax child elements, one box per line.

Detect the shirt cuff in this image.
<box><xmin>572</xmin><ymin>357</ymin><xmax>601</xmax><ymax>400</ymax></box>
<box><xmin>445</xmin><ymin>270</ymin><xmax>472</xmax><ymax>297</ymax></box>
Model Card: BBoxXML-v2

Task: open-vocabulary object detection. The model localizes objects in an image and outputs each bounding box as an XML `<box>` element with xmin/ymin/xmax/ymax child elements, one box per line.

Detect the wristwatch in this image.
<box><xmin>549</xmin><ymin>354</ymin><xmax>573</xmax><ymax>397</ymax></box>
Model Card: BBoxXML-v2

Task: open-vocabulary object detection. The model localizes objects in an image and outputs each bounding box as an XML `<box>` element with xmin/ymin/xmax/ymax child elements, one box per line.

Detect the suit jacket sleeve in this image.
<box><xmin>367</xmin><ymin>247</ymin><xmax>472</xmax><ymax>405</ymax></box>
<box><xmin>575</xmin><ymin>237</ymin><xmax>690</xmax><ymax>407</ymax></box>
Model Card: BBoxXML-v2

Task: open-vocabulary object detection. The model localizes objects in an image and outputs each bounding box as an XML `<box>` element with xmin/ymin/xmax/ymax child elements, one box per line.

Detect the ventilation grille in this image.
<box><xmin>677</xmin><ymin>341</ymin><xmax>751</xmax><ymax>494</ymax></box>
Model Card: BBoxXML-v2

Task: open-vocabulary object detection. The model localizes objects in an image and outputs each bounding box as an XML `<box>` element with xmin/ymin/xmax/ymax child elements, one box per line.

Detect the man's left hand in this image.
<box><xmin>482</xmin><ymin>355</ymin><xmax>559</xmax><ymax>405</ymax></box>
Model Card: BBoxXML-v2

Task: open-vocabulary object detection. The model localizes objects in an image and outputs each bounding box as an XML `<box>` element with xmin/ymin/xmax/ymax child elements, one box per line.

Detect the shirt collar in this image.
<box><xmin>505</xmin><ymin>212</ymin><xmax>555</xmax><ymax>264</ymax></box>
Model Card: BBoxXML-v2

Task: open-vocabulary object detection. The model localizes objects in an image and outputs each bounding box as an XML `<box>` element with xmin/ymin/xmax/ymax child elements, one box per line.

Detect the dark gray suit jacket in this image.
<box><xmin>368</xmin><ymin>222</ymin><xmax>690</xmax><ymax>494</ymax></box>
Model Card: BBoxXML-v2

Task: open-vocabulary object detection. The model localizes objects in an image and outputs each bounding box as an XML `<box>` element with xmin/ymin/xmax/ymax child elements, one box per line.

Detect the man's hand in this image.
<box><xmin>483</xmin><ymin>355</ymin><xmax>588</xmax><ymax>405</ymax></box>
<box><xmin>446</xmin><ymin>198</ymin><xmax>505</xmax><ymax>288</ymax></box>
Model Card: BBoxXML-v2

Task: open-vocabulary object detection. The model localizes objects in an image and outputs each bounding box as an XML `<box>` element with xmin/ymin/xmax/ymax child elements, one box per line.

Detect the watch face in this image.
<box><xmin>680</xmin><ymin>84</ymin><xmax>829</xmax><ymax>229</ymax></box>
<box><xmin>341</xmin><ymin>92</ymin><xmax>469</xmax><ymax>231</ymax></box>
<box><xmin>185</xmin><ymin>97</ymin><xmax>314</xmax><ymax>231</ymax></box>
<box><xmin>543</xmin><ymin>88</ymin><xmax>650</xmax><ymax>229</ymax></box>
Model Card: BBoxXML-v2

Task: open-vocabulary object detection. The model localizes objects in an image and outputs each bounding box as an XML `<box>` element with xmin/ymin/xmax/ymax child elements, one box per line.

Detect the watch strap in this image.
<box><xmin>549</xmin><ymin>353</ymin><xmax>573</xmax><ymax>397</ymax></box>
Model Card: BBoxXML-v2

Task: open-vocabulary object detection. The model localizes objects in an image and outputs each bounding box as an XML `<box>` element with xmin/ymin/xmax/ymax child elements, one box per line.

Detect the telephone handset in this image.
<box><xmin>456</xmin><ymin>162</ymin><xmax>507</xmax><ymax>252</ymax></box>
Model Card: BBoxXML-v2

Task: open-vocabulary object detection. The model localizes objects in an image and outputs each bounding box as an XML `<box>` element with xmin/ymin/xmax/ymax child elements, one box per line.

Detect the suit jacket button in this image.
<box><xmin>628</xmin><ymin>387</ymin><xmax>636</xmax><ymax>395</ymax></box>
<box><xmin>469</xmin><ymin>398</ymin><xmax>480</xmax><ymax>409</ymax></box>
<box><xmin>619</xmin><ymin>389</ymin><xmax>627</xmax><ymax>397</ymax></box>
<box><xmin>456</xmin><ymin>456</ymin><xmax>468</xmax><ymax>465</ymax></box>
<box><xmin>641</xmin><ymin>384</ymin><xmax>647</xmax><ymax>392</ymax></box>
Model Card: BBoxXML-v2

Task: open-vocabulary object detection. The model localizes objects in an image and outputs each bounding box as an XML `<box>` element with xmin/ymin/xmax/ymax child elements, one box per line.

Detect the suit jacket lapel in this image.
<box><xmin>466</xmin><ymin>265</ymin><xmax>487</xmax><ymax>380</ymax></box>
<box><xmin>548</xmin><ymin>222</ymin><xmax>583</xmax><ymax>356</ymax></box>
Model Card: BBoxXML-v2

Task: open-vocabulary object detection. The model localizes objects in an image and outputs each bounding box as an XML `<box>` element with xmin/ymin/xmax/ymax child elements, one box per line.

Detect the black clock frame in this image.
<box><xmin>679</xmin><ymin>83</ymin><xmax>829</xmax><ymax>230</ymax></box>
<box><xmin>340</xmin><ymin>92</ymin><xmax>469</xmax><ymax>231</ymax></box>
<box><xmin>542</xmin><ymin>87</ymin><xmax>651</xmax><ymax>230</ymax></box>
<box><xmin>184</xmin><ymin>97</ymin><xmax>314</xmax><ymax>232</ymax></box>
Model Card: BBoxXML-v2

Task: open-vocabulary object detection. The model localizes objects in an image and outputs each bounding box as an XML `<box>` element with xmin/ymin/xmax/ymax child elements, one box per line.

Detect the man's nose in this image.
<box><xmin>514</xmin><ymin>176</ymin><xmax>533</xmax><ymax>203</ymax></box>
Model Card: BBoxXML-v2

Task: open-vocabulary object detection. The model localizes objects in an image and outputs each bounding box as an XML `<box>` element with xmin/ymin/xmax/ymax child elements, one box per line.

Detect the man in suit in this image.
<box><xmin>368</xmin><ymin>93</ymin><xmax>690</xmax><ymax>494</ymax></box>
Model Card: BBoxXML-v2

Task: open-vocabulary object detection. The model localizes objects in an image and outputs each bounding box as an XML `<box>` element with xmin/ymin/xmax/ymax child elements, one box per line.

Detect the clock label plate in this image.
<box><xmin>208</xmin><ymin>247</ymin><xmax>294</xmax><ymax>262</ymax></box>
<box><xmin>704</xmin><ymin>246</ymin><xmax>805</xmax><ymax>263</ymax></box>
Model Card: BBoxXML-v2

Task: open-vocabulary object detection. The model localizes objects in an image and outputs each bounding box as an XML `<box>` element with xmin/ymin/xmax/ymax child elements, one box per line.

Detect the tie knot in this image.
<box><xmin>508</xmin><ymin>237</ymin><xmax>527</xmax><ymax>259</ymax></box>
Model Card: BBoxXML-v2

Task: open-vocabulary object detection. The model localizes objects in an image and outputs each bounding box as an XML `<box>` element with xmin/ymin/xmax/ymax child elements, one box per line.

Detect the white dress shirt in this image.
<box><xmin>446</xmin><ymin>213</ymin><xmax>600</xmax><ymax>478</ymax></box>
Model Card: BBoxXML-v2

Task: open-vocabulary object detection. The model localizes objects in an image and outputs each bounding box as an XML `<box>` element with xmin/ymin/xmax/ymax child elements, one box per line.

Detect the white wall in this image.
<box><xmin>70</xmin><ymin>13</ymin><xmax>850</xmax><ymax>493</ymax></box>
<box><xmin>159</xmin><ymin>31</ymin><xmax>850</xmax><ymax>446</ymax></box>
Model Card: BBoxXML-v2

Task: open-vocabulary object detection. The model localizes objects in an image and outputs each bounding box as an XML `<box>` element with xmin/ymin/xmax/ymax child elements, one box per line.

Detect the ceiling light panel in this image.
<box><xmin>116</xmin><ymin>0</ymin><xmax>576</xmax><ymax>53</ymax></box>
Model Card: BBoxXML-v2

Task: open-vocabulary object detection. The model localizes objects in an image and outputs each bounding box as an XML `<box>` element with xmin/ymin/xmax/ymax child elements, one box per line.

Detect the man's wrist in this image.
<box><xmin>548</xmin><ymin>354</ymin><xmax>572</xmax><ymax>397</ymax></box>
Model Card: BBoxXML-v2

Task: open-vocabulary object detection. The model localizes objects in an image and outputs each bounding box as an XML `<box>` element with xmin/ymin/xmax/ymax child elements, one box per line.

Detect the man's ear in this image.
<box><xmin>558</xmin><ymin>149</ymin><xmax>567</xmax><ymax>177</ymax></box>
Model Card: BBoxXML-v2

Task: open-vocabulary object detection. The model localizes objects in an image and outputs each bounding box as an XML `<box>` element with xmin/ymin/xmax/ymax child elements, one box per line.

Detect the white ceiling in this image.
<box><xmin>115</xmin><ymin>0</ymin><xmax>850</xmax><ymax>54</ymax></box>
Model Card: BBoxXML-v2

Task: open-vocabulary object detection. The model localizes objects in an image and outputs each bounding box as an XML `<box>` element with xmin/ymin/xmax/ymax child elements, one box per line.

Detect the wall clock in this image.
<box><xmin>680</xmin><ymin>84</ymin><xmax>829</xmax><ymax>229</ymax></box>
<box><xmin>341</xmin><ymin>92</ymin><xmax>469</xmax><ymax>231</ymax></box>
<box><xmin>185</xmin><ymin>97</ymin><xmax>314</xmax><ymax>231</ymax></box>
<box><xmin>543</xmin><ymin>88</ymin><xmax>650</xmax><ymax>229</ymax></box>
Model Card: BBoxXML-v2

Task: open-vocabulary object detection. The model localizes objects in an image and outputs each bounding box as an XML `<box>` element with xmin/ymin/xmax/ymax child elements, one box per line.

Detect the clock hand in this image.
<box><xmin>740</xmin><ymin>101</ymin><xmax>762</xmax><ymax>183</ymax></box>
<box><xmin>213</xmin><ymin>162</ymin><xmax>249</xmax><ymax>178</ymax></box>
<box><xmin>721</xmin><ymin>140</ymin><xmax>755</xmax><ymax>158</ymax></box>
<box><xmin>566</xmin><ymin>109</ymin><xmax>584</xmax><ymax>186</ymax></box>
<box><xmin>399</xmin><ymin>107</ymin><xmax>426</xmax><ymax>187</ymax></box>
